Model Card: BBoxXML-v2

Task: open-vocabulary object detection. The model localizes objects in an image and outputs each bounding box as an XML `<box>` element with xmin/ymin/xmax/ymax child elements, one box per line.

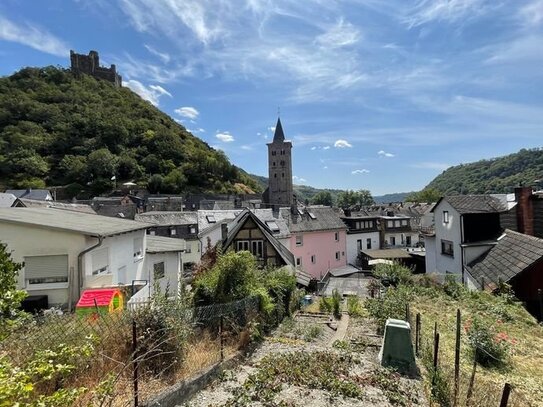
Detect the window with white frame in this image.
<box><xmin>91</xmin><ymin>248</ymin><xmax>110</xmax><ymax>276</ymax></box>
<box><xmin>170</xmin><ymin>228</ymin><xmax>177</xmax><ymax>236</ymax></box>
<box><xmin>443</xmin><ymin>211</ymin><xmax>449</xmax><ymax>224</ymax></box>
<box><xmin>251</xmin><ymin>240</ymin><xmax>264</xmax><ymax>258</ymax></box>
<box><xmin>236</xmin><ymin>240</ymin><xmax>250</xmax><ymax>251</ymax></box>
<box><xmin>24</xmin><ymin>255</ymin><xmax>68</xmax><ymax>285</ymax></box>
<box><xmin>190</xmin><ymin>226</ymin><xmax>196</xmax><ymax>234</ymax></box>
<box><xmin>441</xmin><ymin>239</ymin><xmax>454</xmax><ymax>257</ymax></box>
<box><xmin>296</xmin><ymin>234</ymin><xmax>303</xmax><ymax>246</ymax></box>
<box><xmin>401</xmin><ymin>219</ymin><xmax>408</xmax><ymax>226</ymax></box>
<box><xmin>133</xmin><ymin>237</ymin><xmax>143</xmax><ymax>260</ymax></box>
<box><xmin>387</xmin><ymin>220</ymin><xmax>394</xmax><ymax>228</ymax></box>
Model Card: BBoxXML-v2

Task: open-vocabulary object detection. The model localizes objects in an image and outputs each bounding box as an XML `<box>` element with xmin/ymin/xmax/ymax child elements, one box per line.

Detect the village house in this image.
<box><xmin>134</xmin><ymin>211</ymin><xmax>200</xmax><ymax>269</ymax></box>
<box><xmin>341</xmin><ymin>213</ymin><xmax>381</xmax><ymax>265</ymax></box>
<box><xmin>280</xmin><ymin>206</ymin><xmax>347</xmax><ymax>280</ymax></box>
<box><xmin>0</xmin><ymin>192</ymin><xmax>23</xmax><ymax>208</ymax></box>
<box><xmin>5</xmin><ymin>188</ymin><xmax>53</xmax><ymax>201</ymax></box>
<box><xmin>0</xmin><ymin>208</ymin><xmax>153</xmax><ymax>309</ymax></box>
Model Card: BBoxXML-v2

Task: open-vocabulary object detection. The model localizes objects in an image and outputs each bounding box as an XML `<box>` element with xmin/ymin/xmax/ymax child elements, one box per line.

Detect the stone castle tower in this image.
<box><xmin>70</xmin><ymin>50</ymin><xmax>122</xmax><ymax>87</ymax></box>
<box><xmin>263</xmin><ymin>118</ymin><xmax>294</xmax><ymax>208</ymax></box>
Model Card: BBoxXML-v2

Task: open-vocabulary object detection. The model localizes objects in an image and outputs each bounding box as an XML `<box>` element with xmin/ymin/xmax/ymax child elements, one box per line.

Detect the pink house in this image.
<box><xmin>280</xmin><ymin>206</ymin><xmax>347</xmax><ymax>280</ymax></box>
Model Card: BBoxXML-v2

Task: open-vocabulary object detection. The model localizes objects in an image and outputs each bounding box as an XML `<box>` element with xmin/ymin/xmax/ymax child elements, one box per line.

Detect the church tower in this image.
<box><xmin>264</xmin><ymin>118</ymin><xmax>294</xmax><ymax>208</ymax></box>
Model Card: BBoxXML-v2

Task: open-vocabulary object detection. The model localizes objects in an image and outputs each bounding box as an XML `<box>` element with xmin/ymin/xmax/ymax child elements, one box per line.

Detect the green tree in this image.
<box><xmin>312</xmin><ymin>191</ymin><xmax>334</xmax><ymax>206</ymax></box>
<box><xmin>405</xmin><ymin>187</ymin><xmax>442</xmax><ymax>203</ymax></box>
<box><xmin>0</xmin><ymin>242</ymin><xmax>27</xmax><ymax>337</ymax></box>
<box><xmin>337</xmin><ymin>189</ymin><xmax>375</xmax><ymax>207</ymax></box>
<box><xmin>358</xmin><ymin>189</ymin><xmax>375</xmax><ymax>205</ymax></box>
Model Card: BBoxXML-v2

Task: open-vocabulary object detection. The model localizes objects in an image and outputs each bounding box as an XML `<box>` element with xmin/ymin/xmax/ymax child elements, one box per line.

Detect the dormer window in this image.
<box><xmin>266</xmin><ymin>221</ymin><xmax>280</xmax><ymax>232</ymax></box>
<box><xmin>206</xmin><ymin>215</ymin><xmax>216</xmax><ymax>223</ymax></box>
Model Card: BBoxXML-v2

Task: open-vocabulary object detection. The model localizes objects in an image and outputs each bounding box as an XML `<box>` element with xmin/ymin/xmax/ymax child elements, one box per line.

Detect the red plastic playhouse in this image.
<box><xmin>76</xmin><ymin>288</ymin><xmax>125</xmax><ymax>317</ymax></box>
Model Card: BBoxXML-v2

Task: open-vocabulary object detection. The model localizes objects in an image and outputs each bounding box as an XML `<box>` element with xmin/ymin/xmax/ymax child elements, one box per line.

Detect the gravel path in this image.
<box><xmin>179</xmin><ymin>314</ymin><xmax>428</xmax><ymax>407</ymax></box>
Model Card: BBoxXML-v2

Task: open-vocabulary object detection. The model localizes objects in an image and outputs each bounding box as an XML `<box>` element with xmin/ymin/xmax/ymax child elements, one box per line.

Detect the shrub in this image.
<box><xmin>443</xmin><ymin>274</ymin><xmax>465</xmax><ymax>299</ymax></box>
<box><xmin>365</xmin><ymin>286</ymin><xmax>413</xmax><ymax>332</ymax></box>
<box><xmin>319</xmin><ymin>296</ymin><xmax>333</xmax><ymax>313</ymax></box>
<box><xmin>331</xmin><ymin>289</ymin><xmax>342</xmax><ymax>319</ymax></box>
<box><xmin>347</xmin><ymin>296</ymin><xmax>363</xmax><ymax>316</ymax></box>
<box><xmin>373</xmin><ymin>262</ymin><xmax>413</xmax><ymax>287</ymax></box>
<box><xmin>465</xmin><ymin>317</ymin><xmax>510</xmax><ymax>368</ymax></box>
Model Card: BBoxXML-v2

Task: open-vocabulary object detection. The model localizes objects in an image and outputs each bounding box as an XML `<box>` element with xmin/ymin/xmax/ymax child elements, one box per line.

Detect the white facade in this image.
<box><xmin>346</xmin><ymin>231</ymin><xmax>380</xmax><ymax>265</ymax></box>
<box><xmin>384</xmin><ymin>231</ymin><xmax>420</xmax><ymax>248</ymax></box>
<box><xmin>0</xmin><ymin>221</ymin><xmax>147</xmax><ymax>307</ymax></box>
<box><xmin>145</xmin><ymin>251</ymin><xmax>182</xmax><ymax>294</ymax></box>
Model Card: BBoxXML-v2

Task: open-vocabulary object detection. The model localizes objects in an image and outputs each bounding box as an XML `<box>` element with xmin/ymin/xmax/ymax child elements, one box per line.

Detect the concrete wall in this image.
<box><xmin>289</xmin><ymin>229</ymin><xmax>347</xmax><ymax>280</ymax></box>
<box><xmin>346</xmin><ymin>231</ymin><xmax>380</xmax><ymax>265</ymax></box>
<box><xmin>432</xmin><ymin>201</ymin><xmax>463</xmax><ymax>276</ymax></box>
<box><xmin>0</xmin><ymin>222</ymin><xmax>87</xmax><ymax>306</ymax></box>
<box><xmin>425</xmin><ymin>236</ymin><xmax>437</xmax><ymax>274</ymax></box>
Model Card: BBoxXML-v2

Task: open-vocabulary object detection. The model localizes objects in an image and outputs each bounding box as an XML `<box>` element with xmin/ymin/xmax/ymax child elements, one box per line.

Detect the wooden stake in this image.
<box><xmin>415</xmin><ymin>313</ymin><xmax>421</xmax><ymax>357</ymax></box>
<box><xmin>499</xmin><ymin>383</ymin><xmax>512</xmax><ymax>407</ymax></box>
<box><xmin>454</xmin><ymin>309</ymin><xmax>461</xmax><ymax>406</ymax></box>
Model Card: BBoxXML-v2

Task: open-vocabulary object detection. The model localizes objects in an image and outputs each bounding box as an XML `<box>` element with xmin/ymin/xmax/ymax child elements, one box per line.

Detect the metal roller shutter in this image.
<box><xmin>24</xmin><ymin>255</ymin><xmax>68</xmax><ymax>284</ymax></box>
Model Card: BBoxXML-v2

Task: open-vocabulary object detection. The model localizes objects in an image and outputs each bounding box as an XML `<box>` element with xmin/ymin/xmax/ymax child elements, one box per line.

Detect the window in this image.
<box><xmin>272</xmin><ymin>151</ymin><xmax>276</xmax><ymax>156</ymax></box>
<box><xmin>272</xmin><ymin>162</ymin><xmax>276</xmax><ymax>166</ymax></box>
<box><xmin>296</xmin><ymin>257</ymin><xmax>302</xmax><ymax>266</ymax></box>
<box><xmin>394</xmin><ymin>220</ymin><xmax>401</xmax><ymax>228</ymax></box>
<box><xmin>390</xmin><ymin>236</ymin><xmax>396</xmax><ymax>246</ymax></box>
<box><xmin>366</xmin><ymin>238</ymin><xmax>372</xmax><ymax>250</ymax></box>
<box><xmin>266</xmin><ymin>221</ymin><xmax>280</xmax><ymax>232</ymax></box>
<box><xmin>251</xmin><ymin>240</ymin><xmax>264</xmax><ymax>258</ymax></box>
<box><xmin>153</xmin><ymin>262</ymin><xmax>165</xmax><ymax>280</ymax></box>
<box><xmin>308</xmin><ymin>212</ymin><xmax>316</xmax><ymax>220</ymax></box>
<box><xmin>401</xmin><ymin>220</ymin><xmax>408</xmax><ymax>227</ymax></box>
<box><xmin>236</xmin><ymin>240</ymin><xmax>250</xmax><ymax>251</ymax></box>
<box><xmin>406</xmin><ymin>236</ymin><xmax>412</xmax><ymax>246</ymax></box>
<box><xmin>24</xmin><ymin>255</ymin><xmax>68</xmax><ymax>285</ymax></box>
<box><xmin>443</xmin><ymin>211</ymin><xmax>449</xmax><ymax>224</ymax></box>
<box><xmin>296</xmin><ymin>235</ymin><xmax>303</xmax><ymax>246</ymax></box>
<box><xmin>282</xmin><ymin>173</ymin><xmax>284</xmax><ymax>178</ymax></box>
<box><xmin>441</xmin><ymin>240</ymin><xmax>454</xmax><ymax>257</ymax></box>
<box><xmin>91</xmin><ymin>248</ymin><xmax>110</xmax><ymax>276</ymax></box>
<box><xmin>357</xmin><ymin>239</ymin><xmax>362</xmax><ymax>250</ymax></box>
<box><xmin>311</xmin><ymin>255</ymin><xmax>316</xmax><ymax>264</ymax></box>
<box><xmin>149</xmin><ymin>230</ymin><xmax>156</xmax><ymax>236</ymax></box>
<box><xmin>170</xmin><ymin>228</ymin><xmax>176</xmax><ymax>236</ymax></box>
<box><xmin>334</xmin><ymin>232</ymin><xmax>339</xmax><ymax>241</ymax></box>
<box><xmin>185</xmin><ymin>243</ymin><xmax>192</xmax><ymax>253</ymax></box>
<box><xmin>206</xmin><ymin>215</ymin><xmax>216</xmax><ymax>223</ymax></box>
<box><xmin>274</xmin><ymin>173</ymin><xmax>277</xmax><ymax>178</ymax></box>
<box><xmin>133</xmin><ymin>238</ymin><xmax>143</xmax><ymax>260</ymax></box>
<box><xmin>387</xmin><ymin>220</ymin><xmax>394</xmax><ymax>228</ymax></box>
<box><xmin>190</xmin><ymin>226</ymin><xmax>196</xmax><ymax>234</ymax></box>
<box><xmin>335</xmin><ymin>251</ymin><xmax>340</xmax><ymax>261</ymax></box>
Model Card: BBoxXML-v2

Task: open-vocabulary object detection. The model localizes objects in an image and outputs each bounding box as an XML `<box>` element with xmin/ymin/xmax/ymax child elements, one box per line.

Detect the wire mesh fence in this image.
<box><xmin>0</xmin><ymin>295</ymin><xmax>263</xmax><ymax>407</ymax></box>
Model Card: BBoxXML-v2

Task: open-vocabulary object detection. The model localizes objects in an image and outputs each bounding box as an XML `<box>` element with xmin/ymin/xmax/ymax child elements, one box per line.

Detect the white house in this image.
<box><xmin>144</xmin><ymin>235</ymin><xmax>186</xmax><ymax>294</ymax></box>
<box><xmin>0</xmin><ymin>208</ymin><xmax>153</xmax><ymax>309</ymax></box>
<box><xmin>340</xmin><ymin>214</ymin><xmax>381</xmax><ymax>266</ymax></box>
<box><xmin>424</xmin><ymin>195</ymin><xmax>512</xmax><ymax>283</ymax></box>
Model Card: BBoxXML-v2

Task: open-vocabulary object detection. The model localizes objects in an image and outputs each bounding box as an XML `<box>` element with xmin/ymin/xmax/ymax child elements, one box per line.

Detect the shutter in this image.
<box><xmin>25</xmin><ymin>255</ymin><xmax>68</xmax><ymax>280</ymax></box>
<box><xmin>91</xmin><ymin>248</ymin><xmax>109</xmax><ymax>271</ymax></box>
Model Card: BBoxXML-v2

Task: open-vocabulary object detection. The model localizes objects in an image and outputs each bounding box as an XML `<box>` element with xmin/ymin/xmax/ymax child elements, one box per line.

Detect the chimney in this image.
<box><xmin>344</xmin><ymin>208</ymin><xmax>352</xmax><ymax>217</ymax></box>
<box><xmin>221</xmin><ymin>223</ymin><xmax>228</xmax><ymax>241</ymax></box>
<box><xmin>515</xmin><ymin>186</ymin><xmax>534</xmax><ymax>236</ymax></box>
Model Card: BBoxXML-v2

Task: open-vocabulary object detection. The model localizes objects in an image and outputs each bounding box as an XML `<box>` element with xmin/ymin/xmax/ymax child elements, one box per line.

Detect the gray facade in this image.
<box><xmin>265</xmin><ymin>118</ymin><xmax>294</xmax><ymax>208</ymax></box>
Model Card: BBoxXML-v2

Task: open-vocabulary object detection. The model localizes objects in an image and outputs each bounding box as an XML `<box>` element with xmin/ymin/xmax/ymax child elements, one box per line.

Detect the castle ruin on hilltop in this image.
<box><xmin>70</xmin><ymin>50</ymin><xmax>122</xmax><ymax>87</ymax></box>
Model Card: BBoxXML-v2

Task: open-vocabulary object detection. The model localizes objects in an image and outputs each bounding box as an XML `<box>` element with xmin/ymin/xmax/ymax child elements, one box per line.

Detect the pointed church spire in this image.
<box><xmin>273</xmin><ymin>117</ymin><xmax>285</xmax><ymax>142</ymax></box>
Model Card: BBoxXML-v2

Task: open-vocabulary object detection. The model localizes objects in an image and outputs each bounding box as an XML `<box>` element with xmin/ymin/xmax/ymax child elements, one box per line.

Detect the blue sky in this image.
<box><xmin>1</xmin><ymin>0</ymin><xmax>542</xmax><ymax>195</ymax></box>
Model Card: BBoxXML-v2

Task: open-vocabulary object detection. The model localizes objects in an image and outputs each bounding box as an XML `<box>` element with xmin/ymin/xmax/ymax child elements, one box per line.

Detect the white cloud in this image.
<box><xmin>175</xmin><ymin>106</ymin><xmax>200</xmax><ymax>119</ymax></box>
<box><xmin>518</xmin><ymin>0</ymin><xmax>543</xmax><ymax>27</ymax></box>
<box><xmin>405</xmin><ymin>0</ymin><xmax>489</xmax><ymax>28</ymax></box>
<box><xmin>310</xmin><ymin>146</ymin><xmax>317</xmax><ymax>150</ymax></box>
<box><xmin>315</xmin><ymin>18</ymin><xmax>360</xmax><ymax>49</ymax></box>
<box><xmin>241</xmin><ymin>145</ymin><xmax>253</xmax><ymax>150</ymax></box>
<box><xmin>125</xmin><ymin>80</ymin><xmax>172</xmax><ymax>106</ymax></box>
<box><xmin>144</xmin><ymin>44</ymin><xmax>171</xmax><ymax>63</ymax></box>
<box><xmin>378</xmin><ymin>150</ymin><xmax>395</xmax><ymax>158</ymax></box>
<box><xmin>323</xmin><ymin>166</ymin><xmax>328</xmax><ymax>169</ymax></box>
<box><xmin>334</xmin><ymin>139</ymin><xmax>353</xmax><ymax>148</ymax></box>
<box><xmin>351</xmin><ymin>169</ymin><xmax>370</xmax><ymax>175</ymax></box>
<box><xmin>292</xmin><ymin>175</ymin><xmax>307</xmax><ymax>183</ymax></box>
<box><xmin>268</xmin><ymin>126</ymin><xmax>276</xmax><ymax>132</ymax></box>
<box><xmin>0</xmin><ymin>15</ymin><xmax>69</xmax><ymax>56</ymax></box>
<box><xmin>323</xmin><ymin>146</ymin><xmax>331</xmax><ymax>150</ymax></box>
<box><xmin>216</xmin><ymin>131</ymin><xmax>235</xmax><ymax>142</ymax></box>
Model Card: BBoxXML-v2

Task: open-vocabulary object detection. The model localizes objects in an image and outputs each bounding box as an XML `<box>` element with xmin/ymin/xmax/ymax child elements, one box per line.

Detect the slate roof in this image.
<box><xmin>272</xmin><ymin>117</ymin><xmax>285</xmax><ymax>142</ymax></box>
<box><xmin>146</xmin><ymin>235</ymin><xmax>186</xmax><ymax>253</ymax></box>
<box><xmin>280</xmin><ymin>206</ymin><xmax>346</xmax><ymax>233</ymax></box>
<box><xmin>360</xmin><ymin>249</ymin><xmax>413</xmax><ymax>259</ymax></box>
<box><xmin>467</xmin><ymin>229</ymin><xmax>543</xmax><ymax>288</ymax></box>
<box><xmin>433</xmin><ymin>195</ymin><xmax>508</xmax><ymax>214</ymax></box>
<box><xmin>0</xmin><ymin>193</ymin><xmax>17</xmax><ymax>208</ymax></box>
<box><xmin>5</xmin><ymin>189</ymin><xmax>52</xmax><ymax>201</ymax></box>
<box><xmin>20</xmin><ymin>198</ymin><xmax>96</xmax><ymax>214</ymax></box>
<box><xmin>135</xmin><ymin>211</ymin><xmax>198</xmax><ymax>226</ymax></box>
<box><xmin>198</xmin><ymin>209</ymin><xmax>242</xmax><ymax>234</ymax></box>
<box><xmin>0</xmin><ymin>208</ymin><xmax>153</xmax><ymax>236</ymax></box>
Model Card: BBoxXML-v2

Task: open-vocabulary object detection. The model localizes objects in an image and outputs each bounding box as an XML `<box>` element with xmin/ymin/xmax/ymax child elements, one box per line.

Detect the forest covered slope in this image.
<box><xmin>425</xmin><ymin>148</ymin><xmax>543</xmax><ymax>195</ymax></box>
<box><xmin>0</xmin><ymin>66</ymin><xmax>260</xmax><ymax>197</ymax></box>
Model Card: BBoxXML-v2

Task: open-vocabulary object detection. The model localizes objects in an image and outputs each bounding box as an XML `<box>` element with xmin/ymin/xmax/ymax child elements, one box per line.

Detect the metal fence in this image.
<box><xmin>0</xmin><ymin>296</ymin><xmax>262</xmax><ymax>407</ymax></box>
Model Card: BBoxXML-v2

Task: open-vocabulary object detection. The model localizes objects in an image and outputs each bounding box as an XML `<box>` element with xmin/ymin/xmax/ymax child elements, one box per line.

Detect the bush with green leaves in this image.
<box><xmin>373</xmin><ymin>262</ymin><xmax>413</xmax><ymax>287</ymax></box>
<box><xmin>465</xmin><ymin>317</ymin><xmax>510</xmax><ymax>368</ymax></box>
<box><xmin>331</xmin><ymin>289</ymin><xmax>342</xmax><ymax>319</ymax></box>
<box><xmin>347</xmin><ymin>296</ymin><xmax>363</xmax><ymax>316</ymax></box>
<box><xmin>319</xmin><ymin>296</ymin><xmax>333</xmax><ymax>313</ymax></box>
<box><xmin>365</xmin><ymin>286</ymin><xmax>413</xmax><ymax>332</ymax></box>
<box><xmin>0</xmin><ymin>242</ymin><xmax>29</xmax><ymax>338</ymax></box>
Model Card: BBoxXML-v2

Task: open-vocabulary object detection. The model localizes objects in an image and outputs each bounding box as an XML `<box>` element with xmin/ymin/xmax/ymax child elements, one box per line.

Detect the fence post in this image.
<box><xmin>499</xmin><ymin>383</ymin><xmax>512</xmax><ymax>407</ymax></box>
<box><xmin>220</xmin><ymin>315</ymin><xmax>224</xmax><ymax>361</ymax></box>
<box><xmin>132</xmin><ymin>317</ymin><xmax>139</xmax><ymax>407</ymax></box>
<box><xmin>405</xmin><ymin>303</ymin><xmax>410</xmax><ymax>323</ymax></box>
<box><xmin>415</xmin><ymin>313</ymin><xmax>421</xmax><ymax>357</ymax></box>
<box><xmin>481</xmin><ymin>276</ymin><xmax>485</xmax><ymax>291</ymax></box>
<box><xmin>466</xmin><ymin>358</ymin><xmax>477</xmax><ymax>406</ymax></box>
<box><xmin>538</xmin><ymin>289</ymin><xmax>543</xmax><ymax>322</ymax></box>
<box><xmin>454</xmin><ymin>309</ymin><xmax>461</xmax><ymax>406</ymax></box>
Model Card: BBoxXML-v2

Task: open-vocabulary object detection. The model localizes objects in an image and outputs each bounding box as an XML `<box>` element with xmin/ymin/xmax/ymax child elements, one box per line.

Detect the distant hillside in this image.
<box><xmin>426</xmin><ymin>148</ymin><xmax>543</xmax><ymax>195</ymax></box>
<box><xmin>373</xmin><ymin>192</ymin><xmax>412</xmax><ymax>203</ymax></box>
<box><xmin>0</xmin><ymin>66</ymin><xmax>260</xmax><ymax>197</ymax></box>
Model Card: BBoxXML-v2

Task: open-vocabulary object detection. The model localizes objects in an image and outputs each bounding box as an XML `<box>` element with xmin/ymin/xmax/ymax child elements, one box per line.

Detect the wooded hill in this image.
<box><xmin>425</xmin><ymin>148</ymin><xmax>543</xmax><ymax>195</ymax></box>
<box><xmin>0</xmin><ymin>66</ymin><xmax>260</xmax><ymax>197</ymax></box>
